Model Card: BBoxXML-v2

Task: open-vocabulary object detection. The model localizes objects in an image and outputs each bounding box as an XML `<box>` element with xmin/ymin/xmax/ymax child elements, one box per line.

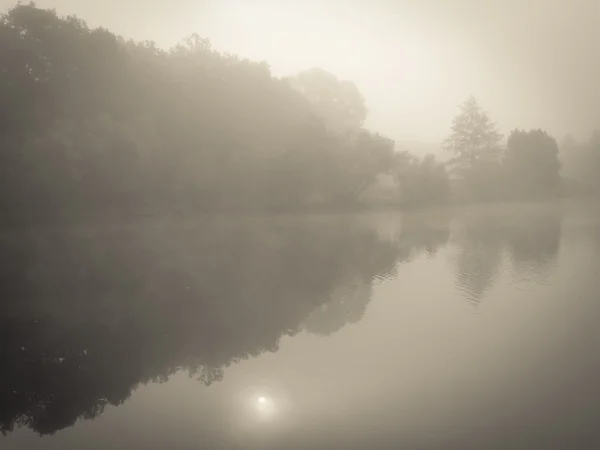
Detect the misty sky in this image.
<box><xmin>3</xmin><ymin>0</ymin><xmax>599</xmax><ymax>144</ymax></box>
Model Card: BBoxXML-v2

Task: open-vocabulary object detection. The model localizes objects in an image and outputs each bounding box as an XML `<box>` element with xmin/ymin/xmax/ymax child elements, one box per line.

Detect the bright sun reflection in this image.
<box><xmin>250</xmin><ymin>393</ymin><xmax>277</xmax><ymax>420</ymax></box>
<box><xmin>238</xmin><ymin>387</ymin><xmax>292</xmax><ymax>427</ymax></box>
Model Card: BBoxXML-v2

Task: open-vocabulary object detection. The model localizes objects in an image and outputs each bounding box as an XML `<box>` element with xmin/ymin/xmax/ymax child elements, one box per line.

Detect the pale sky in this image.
<box><xmin>3</xmin><ymin>0</ymin><xmax>600</xmax><ymax>145</ymax></box>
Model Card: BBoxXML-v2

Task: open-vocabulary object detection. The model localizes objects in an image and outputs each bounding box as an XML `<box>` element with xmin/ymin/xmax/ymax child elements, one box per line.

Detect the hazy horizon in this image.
<box><xmin>3</xmin><ymin>0</ymin><xmax>599</xmax><ymax>146</ymax></box>
<box><xmin>2</xmin><ymin>4</ymin><xmax>600</xmax><ymax>448</ymax></box>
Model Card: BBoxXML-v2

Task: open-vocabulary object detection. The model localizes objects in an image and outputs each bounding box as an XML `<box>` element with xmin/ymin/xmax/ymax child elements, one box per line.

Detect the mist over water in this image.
<box><xmin>2</xmin><ymin>2</ymin><xmax>600</xmax><ymax>448</ymax></box>
<box><xmin>0</xmin><ymin>203</ymin><xmax>599</xmax><ymax>449</ymax></box>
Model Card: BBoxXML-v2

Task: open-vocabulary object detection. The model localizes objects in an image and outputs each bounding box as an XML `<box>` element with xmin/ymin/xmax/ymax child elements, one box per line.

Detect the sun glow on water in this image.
<box><xmin>241</xmin><ymin>391</ymin><xmax>280</xmax><ymax>422</ymax></box>
<box><xmin>237</xmin><ymin>384</ymin><xmax>293</xmax><ymax>429</ymax></box>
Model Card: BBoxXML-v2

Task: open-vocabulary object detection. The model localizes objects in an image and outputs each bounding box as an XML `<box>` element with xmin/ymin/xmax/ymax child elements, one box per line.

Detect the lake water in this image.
<box><xmin>1</xmin><ymin>203</ymin><xmax>600</xmax><ymax>449</ymax></box>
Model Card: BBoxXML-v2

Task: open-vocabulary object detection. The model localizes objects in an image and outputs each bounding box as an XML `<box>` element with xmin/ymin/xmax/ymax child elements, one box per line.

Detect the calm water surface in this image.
<box><xmin>1</xmin><ymin>204</ymin><xmax>600</xmax><ymax>449</ymax></box>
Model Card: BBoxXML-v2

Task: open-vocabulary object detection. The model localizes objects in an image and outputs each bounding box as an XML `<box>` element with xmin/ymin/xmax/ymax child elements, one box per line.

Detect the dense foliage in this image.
<box><xmin>0</xmin><ymin>3</ymin><xmax>594</xmax><ymax>225</ymax></box>
<box><xmin>0</xmin><ymin>3</ymin><xmax>400</xmax><ymax>224</ymax></box>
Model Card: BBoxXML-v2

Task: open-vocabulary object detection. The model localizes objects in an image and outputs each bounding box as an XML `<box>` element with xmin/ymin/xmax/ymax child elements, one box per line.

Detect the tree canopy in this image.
<box><xmin>0</xmin><ymin>2</ymin><xmax>595</xmax><ymax>226</ymax></box>
<box><xmin>288</xmin><ymin>68</ymin><xmax>368</xmax><ymax>135</ymax></box>
<box><xmin>505</xmin><ymin>129</ymin><xmax>562</xmax><ymax>198</ymax></box>
<box><xmin>0</xmin><ymin>3</ymin><xmax>406</xmax><ymax>223</ymax></box>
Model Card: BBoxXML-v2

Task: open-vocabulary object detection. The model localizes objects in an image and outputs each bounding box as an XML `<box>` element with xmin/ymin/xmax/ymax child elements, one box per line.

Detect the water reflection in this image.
<box><xmin>451</xmin><ymin>207</ymin><xmax>562</xmax><ymax>303</ymax></box>
<box><xmin>505</xmin><ymin>210</ymin><xmax>562</xmax><ymax>284</ymax></box>
<box><xmin>0</xmin><ymin>215</ymin><xmax>438</xmax><ymax>436</ymax></box>
<box><xmin>0</xmin><ymin>206</ymin><xmax>594</xmax><ymax>439</ymax></box>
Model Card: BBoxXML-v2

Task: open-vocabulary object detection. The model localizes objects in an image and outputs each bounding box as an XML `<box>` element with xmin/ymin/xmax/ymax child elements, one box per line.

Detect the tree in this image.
<box><xmin>288</xmin><ymin>68</ymin><xmax>367</xmax><ymax>134</ymax></box>
<box><xmin>0</xmin><ymin>2</ymin><xmax>453</xmax><ymax>221</ymax></box>
<box><xmin>442</xmin><ymin>96</ymin><xmax>504</xmax><ymax>201</ymax></box>
<box><xmin>443</xmin><ymin>96</ymin><xmax>503</xmax><ymax>174</ymax></box>
<box><xmin>504</xmin><ymin>129</ymin><xmax>562</xmax><ymax>199</ymax></box>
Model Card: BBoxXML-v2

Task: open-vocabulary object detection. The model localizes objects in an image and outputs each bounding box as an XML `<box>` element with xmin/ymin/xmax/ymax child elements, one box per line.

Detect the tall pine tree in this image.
<box><xmin>443</xmin><ymin>96</ymin><xmax>502</xmax><ymax>175</ymax></box>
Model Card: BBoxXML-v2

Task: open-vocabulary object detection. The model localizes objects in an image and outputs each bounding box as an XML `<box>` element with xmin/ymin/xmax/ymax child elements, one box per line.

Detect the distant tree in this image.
<box><xmin>504</xmin><ymin>129</ymin><xmax>562</xmax><ymax>199</ymax></box>
<box><xmin>443</xmin><ymin>96</ymin><xmax>503</xmax><ymax>175</ymax></box>
<box><xmin>442</xmin><ymin>96</ymin><xmax>504</xmax><ymax>201</ymax></box>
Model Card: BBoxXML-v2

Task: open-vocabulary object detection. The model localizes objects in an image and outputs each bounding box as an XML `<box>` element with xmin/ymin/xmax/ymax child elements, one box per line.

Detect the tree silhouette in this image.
<box><xmin>443</xmin><ymin>96</ymin><xmax>504</xmax><ymax>201</ymax></box>
<box><xmin>443</xmin><ymin>96</ymin><xmax>503</xmax><ymax>172</ymax></box>
<box><xmin>505</xmin><ymin>129</ymin><xmax>562</xmax><ymax>199</ymax></box>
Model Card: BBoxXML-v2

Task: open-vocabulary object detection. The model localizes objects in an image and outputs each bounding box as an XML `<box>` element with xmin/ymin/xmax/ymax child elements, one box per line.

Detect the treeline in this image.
<box><xmin>443</xmin><ymin>97</ymin><xmax>600</xmax><ymax>202</ymax></box>
<box><xmin>441</xmin><ymin>96</ymin><xmax>563</xmax><ymax>203</ymax></box>
<box><xmin>0</xmin><ymin>3</ymin><xmax>399</xmax><ymax>224</ymax></box>
<box><xmin>0</xmin><ymin>3</ymin><xmax>594</xmax><ymax>225</ymax></box>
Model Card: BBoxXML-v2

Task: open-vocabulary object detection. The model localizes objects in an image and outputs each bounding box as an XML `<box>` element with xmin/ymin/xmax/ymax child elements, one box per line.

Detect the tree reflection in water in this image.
<box><xmin>0</xmin><ymin>207</ymin><xmax>574</xmax><ymax>436</ymax></box>
<box><xmin>450</xmin><ymin>206</ymin><xmax>563</xmax><ymax>305</ymax></box>
<box><xmin>0</xmin><ymin>214</ymin><xmax>449</xmax><ymax>436</ymax></box>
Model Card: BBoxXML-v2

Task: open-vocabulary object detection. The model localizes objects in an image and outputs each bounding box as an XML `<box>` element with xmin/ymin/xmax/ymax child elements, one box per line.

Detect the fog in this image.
<box><xmin>1</xmin><ymin>0</ymin><xmax>599</xmax><ymax>219</ymax></box>
<box><xmin>1</xmin><ymin>2</ymin><xmax>600</xmax><ymax>449</ymax></box>
<box><xmin>5</xmin><ymin>0</ymin><xmax>599</xmax><ymax>144</ymax></box>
